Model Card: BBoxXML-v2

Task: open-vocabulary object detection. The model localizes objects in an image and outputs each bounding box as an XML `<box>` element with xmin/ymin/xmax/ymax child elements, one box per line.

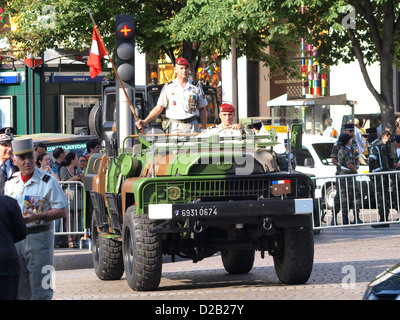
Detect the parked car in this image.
<box><xmin>363</xmin><ymin>263</ymin><xmax>400</xmax><ymax>300</ymax></box>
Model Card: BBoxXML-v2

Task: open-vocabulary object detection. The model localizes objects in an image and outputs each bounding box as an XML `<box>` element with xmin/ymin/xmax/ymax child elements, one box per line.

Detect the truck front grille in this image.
<box><xmin>140</xmin><ymin>174</ymin><xmax>313</xmax><ymax>208</ymax></box>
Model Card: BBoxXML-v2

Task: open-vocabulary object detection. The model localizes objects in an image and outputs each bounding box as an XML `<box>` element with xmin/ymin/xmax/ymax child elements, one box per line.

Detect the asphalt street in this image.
<box><xmin>52</xmin><ymin>224</ymin><xmax>400</xmax><ymax>301</ymax></box>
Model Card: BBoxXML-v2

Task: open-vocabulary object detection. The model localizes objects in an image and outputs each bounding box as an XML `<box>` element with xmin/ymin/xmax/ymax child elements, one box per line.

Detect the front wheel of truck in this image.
<box><xmin>122</xmin><ymin>206</ymin><xmax>162</xmax><ymax>291</ymax></box>
<box><xmin>273</xmin><ymin>226</ymin><xmax>314</xmax><ymax>284</ymax></box>
<box><xmin>91</xmin><ymin>212</ymin><xmax>124</xmax><ymax>280</ymax></box>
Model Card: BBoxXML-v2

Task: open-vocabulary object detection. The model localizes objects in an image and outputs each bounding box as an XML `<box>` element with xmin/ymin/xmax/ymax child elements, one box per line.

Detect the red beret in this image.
<box><xmin>175</xmin><ymin>58</ymin><xmax>190</xmax><ymax>67</ymax></box>
<box><xmin>219</xmin><ymin>103</ymin><xmax>235</xmax><ymax>113</ymax></box>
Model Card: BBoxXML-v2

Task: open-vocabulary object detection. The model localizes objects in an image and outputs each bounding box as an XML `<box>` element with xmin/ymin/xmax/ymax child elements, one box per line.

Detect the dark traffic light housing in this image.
<box><xmin>115</xmin><ymin>15</ymin><xmax>135</xmax><ymax>89</ymax></box>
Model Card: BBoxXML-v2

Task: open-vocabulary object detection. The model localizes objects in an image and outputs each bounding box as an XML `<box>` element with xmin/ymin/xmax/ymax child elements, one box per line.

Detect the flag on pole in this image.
<box><xmin>87</xmin><ymin>28</ymin><xmax>107</xmax><ymax>78</ymax></box>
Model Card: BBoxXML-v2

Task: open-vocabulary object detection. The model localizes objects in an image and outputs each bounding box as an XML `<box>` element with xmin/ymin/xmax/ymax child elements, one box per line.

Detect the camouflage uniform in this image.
<box><xmin>369</xmin><ymin>139</ymin><xmax>391</xmax><ymax>223</ymax></box>
<box><xmin>330</xmin><ymin>139</ymin><xmax>360</xmax><ymax>224</ymax></box>
<box><xmin>337</xmin><ymin>143</ymin><xmax>362</xmax><ymax>224</ymax></box>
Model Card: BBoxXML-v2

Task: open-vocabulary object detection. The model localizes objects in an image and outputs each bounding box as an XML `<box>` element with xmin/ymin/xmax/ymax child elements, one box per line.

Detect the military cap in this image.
<box><xmin>175</xmin><ymin>58</ymin><xmax>190</xmax><ymax>67</ymax></box>
<box><xmin>338</xmin><ymin>133</ymin><xmax>352</xmax><ymax>144</ymax></box>
<box><xmin>219</xmin><ymin>103</ymin><xmax>235</xmax><ymax>113</ymax></box>
<box><xmin>343</xmin><ymin>123</ymin><xmax>355</xmax><ymax>131</ymax></box>
<box><xmin>12</xmin><ymin>138</ymin><xmax>34</xmax><ymax>156</ymax></box>
<box><xmin>0</xmin><ymin>127</ymin><xmax>15</xmax><ymax>143</ymax></box>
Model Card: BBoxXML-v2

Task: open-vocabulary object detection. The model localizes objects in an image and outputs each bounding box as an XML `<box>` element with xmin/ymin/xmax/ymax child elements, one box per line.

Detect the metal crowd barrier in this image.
<box><xmin>313</xmin><ymin>170</ymin><xmax>400</xmax><ymax>230</ymax></box>
<box><xmin>53</xmin><ymin>181</ymin><xmax>91</xmax><ymax>249</ymax></box>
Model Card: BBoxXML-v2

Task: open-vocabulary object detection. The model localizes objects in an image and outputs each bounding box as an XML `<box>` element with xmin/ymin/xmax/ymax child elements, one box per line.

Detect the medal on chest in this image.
<box><xmin>189</xmin><ymin>88</ymin><xmax>198</xmax><ymax>114</ymax></box>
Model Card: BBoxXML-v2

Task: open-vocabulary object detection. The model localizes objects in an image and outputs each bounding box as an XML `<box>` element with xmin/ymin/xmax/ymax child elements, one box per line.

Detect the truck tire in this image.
<box><xmin>91</xmin><ymin>212</ymin><xmax>124</xmax><ymax>280</ymax></box>
<box><xmin>273</xmin><ymin>226</ymin><xmax>314</xmax><ymax>284</ymax></box>
<box><xmin>122</xmin><ymin>206</ymin><xmax>162</xmax><ymax>291</ymax></box>
<box><xmin>221</xmin><ymin>249</ymin><xmax>255</xmax><ymax>274</ymax></box>
<box><xmin>88</xmin><ymin>103</ymin><xmax>102</xmax><ymax>139</ymax></box>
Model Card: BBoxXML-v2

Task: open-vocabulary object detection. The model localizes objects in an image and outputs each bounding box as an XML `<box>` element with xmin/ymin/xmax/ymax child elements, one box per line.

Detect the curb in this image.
<box><xmin>54</xmin><ymin>248</ymin><xmax>93</xmax><ymax>271</ymax></box>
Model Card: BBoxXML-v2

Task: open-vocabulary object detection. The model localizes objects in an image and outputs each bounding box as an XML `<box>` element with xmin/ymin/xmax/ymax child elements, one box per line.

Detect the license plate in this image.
<box><xmin>175</xmin><ymin>207</ymin><xmax>218</xmax><ymax>217</ymax></box>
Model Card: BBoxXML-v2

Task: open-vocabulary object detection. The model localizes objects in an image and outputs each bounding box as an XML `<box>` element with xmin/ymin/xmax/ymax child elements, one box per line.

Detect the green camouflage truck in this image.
<box><xmin>83</xmin><ymin>126</ymin><xmax>315</xmax><ymax>291</ymax></box>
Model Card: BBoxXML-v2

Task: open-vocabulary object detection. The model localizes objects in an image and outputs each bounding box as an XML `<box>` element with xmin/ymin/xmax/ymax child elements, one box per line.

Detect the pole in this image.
<box><xmin>84</xmin><ymin>4</ymin><xmax>143</xmax><ymax>133</ymax></box>
<box><xmin>231</xmin><ymin>38</ymin><xmax>238</xmax><ymax>123</ymax></box>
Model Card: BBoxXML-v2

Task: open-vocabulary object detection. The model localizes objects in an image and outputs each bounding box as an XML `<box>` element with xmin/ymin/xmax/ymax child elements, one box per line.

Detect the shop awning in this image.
<box><xmin>267</xmin><ymin>93</ymin><xmax>356</xmax><ymax>107</ymax></box>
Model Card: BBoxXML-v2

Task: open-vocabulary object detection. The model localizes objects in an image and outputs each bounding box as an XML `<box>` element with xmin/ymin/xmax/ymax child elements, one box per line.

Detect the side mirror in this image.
<box><xmin>304</xmin><ymin>157</ymin><xmax>314</xmax><ymax>168</ymax></box>
<box><xmin>104</xmin><ymin>131</ymin><xmax>118</xmax><ymax>158</ymax></box>
<box><xmin>290</xmin><ymin>123</ymin><xmax>303</xmax><ymax>152</ymax></box>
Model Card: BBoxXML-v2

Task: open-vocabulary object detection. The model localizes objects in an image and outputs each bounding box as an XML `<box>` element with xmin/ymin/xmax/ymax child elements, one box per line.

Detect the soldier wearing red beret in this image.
<box><xmin>199</xmin><ymin>103</ymin><xmax>244</xmax><ymax>137</ymax></box>
<box><xmin>136</xmin><ymin>57</ymin><xmax>208</xmax><ymax>134</ymax></box>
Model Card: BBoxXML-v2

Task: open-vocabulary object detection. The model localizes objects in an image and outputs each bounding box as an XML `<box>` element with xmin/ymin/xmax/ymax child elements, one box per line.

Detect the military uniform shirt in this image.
<box><xmin>198</xmin><ymin>123</ymin><xmax>243</xmax><ymax>137</ymax></box>
<box><xmin>369</xmin><ymin>139</ymin><xmax>391</xmax><ymax>172</ymax></box>
<box><xmin>331</xmin><ymin>139</ymin><xmax>359</xmax><ymax>160</ymax></box>
<box><xmin>5</xmin><ymin>168</ymin><xmax>68</xmax><ymax>229</ymax></box>
<box><xmin>337</xmin><ymin>146</ymin><xmax>356</xmax><ymax>169</ymax></box>
<box><xmin>157</xmin><ymin>78</ymin><xmax>207</xmax><ymax>120</ymax></box>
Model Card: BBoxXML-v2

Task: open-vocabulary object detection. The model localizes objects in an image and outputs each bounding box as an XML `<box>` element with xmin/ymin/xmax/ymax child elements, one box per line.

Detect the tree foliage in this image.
<box><xmin>283</xmin><ymin>0</ymin><xmax>400</xmax><ymax>130</ymax></box>
<box><xmin>1</xmin><ymin>0</ymin><xmax>400</xmax><ymax>129</ymax></box>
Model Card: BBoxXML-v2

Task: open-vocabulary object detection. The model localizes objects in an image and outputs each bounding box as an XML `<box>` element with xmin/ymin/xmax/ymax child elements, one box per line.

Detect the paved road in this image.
<box><xmin>53</xmin><ymin>224</ymin><xmax>400</xmax><ymax>301</ymax></box>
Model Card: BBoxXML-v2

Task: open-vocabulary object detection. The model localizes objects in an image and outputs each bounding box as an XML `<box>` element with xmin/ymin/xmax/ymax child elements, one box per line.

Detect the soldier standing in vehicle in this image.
<box><xmin>198</xmin><ymin>103</ymin><xmax>244</xmax><ymax>137</ymax></box>
<box><xmin>337</xmin><ymin>133</ymin><xmax>362</xmax><ymax>225</ymax></box>
<box><xmin>368</xmin><ymin>128</ymin><xmax>391</xmax><ymax>227</ymax></box>
<box><xmin>136</xmin><ymin>58</ymin><xmax>208</xmax><ymax>134</ymax></box>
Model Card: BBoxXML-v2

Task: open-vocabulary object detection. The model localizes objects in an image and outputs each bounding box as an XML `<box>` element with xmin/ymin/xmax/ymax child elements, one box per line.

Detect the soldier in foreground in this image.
<box><xmin>5</xmin><ymin>138</ymin><xmax>68</xmax><ymax>299</ymax></box>
<box><xmin>337</xmin><ymin>133</ymin><xmax>362</xmax><ymax>225</ymax></box>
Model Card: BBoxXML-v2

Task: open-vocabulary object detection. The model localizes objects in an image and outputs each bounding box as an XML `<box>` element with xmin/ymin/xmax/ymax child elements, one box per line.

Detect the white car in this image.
<box><xmin>274</xmin><ymin>134</ymin><xmax>370</xmax><ymax>209</ymax></box>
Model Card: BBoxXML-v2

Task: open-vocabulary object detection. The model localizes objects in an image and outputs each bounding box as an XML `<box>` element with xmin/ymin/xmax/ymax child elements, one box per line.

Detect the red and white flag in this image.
<box><xmin>87</xmin><ymin>28</ymin><xmax>107</xmax><ymax>78</ymax></box>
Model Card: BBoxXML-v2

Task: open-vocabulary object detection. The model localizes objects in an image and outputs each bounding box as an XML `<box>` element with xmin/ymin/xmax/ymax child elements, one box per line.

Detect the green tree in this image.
<box><xmin>171</xmin><ymin>0</ymin><xmax>400</xmax><ymax>131</ymax></box>
<box><xmin>167</xmin><ymin>0</ymin><xmax>301</xmax><ymax>77</ymax></box>
<box><xmin>0</xmin><ymin>1</ymin><xmax>188</xmax><ymax>68</ymax></box>
<box><xmin>282</xmin><ymin>0</ymin><xmax>400</xmax><ymax>131</ymax></box>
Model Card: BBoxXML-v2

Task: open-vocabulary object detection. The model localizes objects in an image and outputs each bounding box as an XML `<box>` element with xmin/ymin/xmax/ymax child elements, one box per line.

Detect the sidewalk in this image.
<box><xmin>54</xmin><ymin>248</ymin><xmax>93</xmax><ymax>271</ymax></box>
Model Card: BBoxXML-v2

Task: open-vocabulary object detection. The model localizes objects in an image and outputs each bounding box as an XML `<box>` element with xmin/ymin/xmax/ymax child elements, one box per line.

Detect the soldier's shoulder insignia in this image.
<box><xmin>42</xmin><ymin>175</ymin><xmax>51</xmax><ymax>183</ymax></box>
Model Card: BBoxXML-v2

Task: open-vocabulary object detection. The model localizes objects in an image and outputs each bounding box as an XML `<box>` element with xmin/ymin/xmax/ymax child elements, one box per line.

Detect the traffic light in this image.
<box><xmin>115</xmin><ymin>15</ymin><xmax>135</xmax><ymax>88</ymax></box>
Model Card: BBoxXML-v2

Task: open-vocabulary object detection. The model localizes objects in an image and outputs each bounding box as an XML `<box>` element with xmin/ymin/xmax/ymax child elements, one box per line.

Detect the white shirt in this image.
<box><xmin>157</xmin><ymin>79</ymin><xmax>207</xmax><ymax>120</ymax></box>
<box><xmin>5</xmin><ymin>168</ymin><xmax>68</xmax><ymax>228</ymax></box>
<box><xmin>198</xmin><ymin>123</ymin><xmax>243</xmax><ymax>137</ymax></box>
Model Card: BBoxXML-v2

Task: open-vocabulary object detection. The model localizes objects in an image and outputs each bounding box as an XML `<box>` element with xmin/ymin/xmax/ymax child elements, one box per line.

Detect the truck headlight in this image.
<box><xmin>168</xmin><ymin>186</ymin><xmax>181</xmax><ymax>200</ymax></box>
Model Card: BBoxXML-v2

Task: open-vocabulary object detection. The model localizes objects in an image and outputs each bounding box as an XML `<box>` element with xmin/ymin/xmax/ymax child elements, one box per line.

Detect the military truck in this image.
<box><xmin>82</xmin><ymin>124</ymin><xmax>315</xmax><ymax>291</ymax></box>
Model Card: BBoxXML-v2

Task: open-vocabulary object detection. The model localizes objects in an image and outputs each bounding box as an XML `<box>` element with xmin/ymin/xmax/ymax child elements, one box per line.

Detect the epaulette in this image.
<box><xmin>42</xmin><ymin>175</ymin><xmax>51</xmax><ymax>183</ymax></box>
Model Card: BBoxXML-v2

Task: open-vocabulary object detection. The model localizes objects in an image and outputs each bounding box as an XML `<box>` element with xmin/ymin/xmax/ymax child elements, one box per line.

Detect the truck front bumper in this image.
<box><xmin>149</xmin><ymin>198</ymin><xmax>313</xmax><ymax>220</ymax></box>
